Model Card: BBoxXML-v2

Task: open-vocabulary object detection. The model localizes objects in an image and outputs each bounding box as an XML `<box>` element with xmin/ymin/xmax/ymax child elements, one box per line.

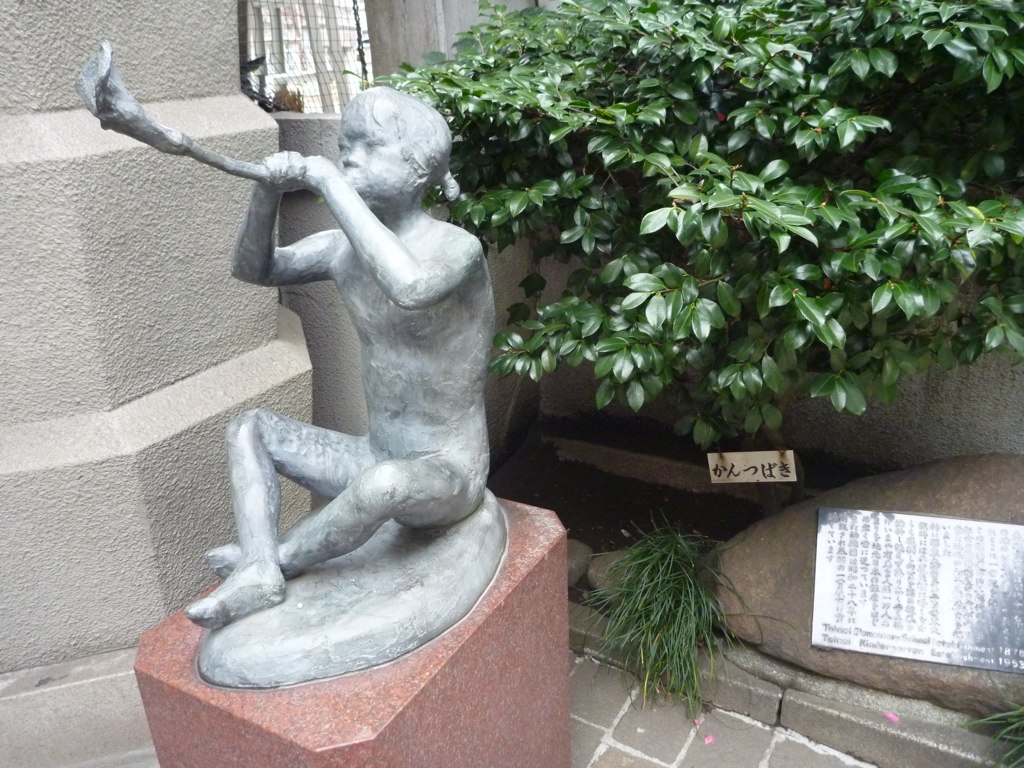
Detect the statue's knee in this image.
<box><xmin>357</xmin><ymin>461</ymin><xmax>407</xmax><ymax>504</ymax></box>
<box><xmin>226</xmin><ymin>408</ymin><xmax>265</xmax><ymax>441</ymax></box>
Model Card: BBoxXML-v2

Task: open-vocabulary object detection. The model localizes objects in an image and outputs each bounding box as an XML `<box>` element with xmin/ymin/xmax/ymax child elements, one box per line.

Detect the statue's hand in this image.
<box><xmin>300</xmin><ymin>155</ymin><xmax>342</xmax><ymax>192</ymax></box>
<box><xmin>260</xmin><ymin>151</ymin><xmax>310</xmax><ymax>193</ymax></box>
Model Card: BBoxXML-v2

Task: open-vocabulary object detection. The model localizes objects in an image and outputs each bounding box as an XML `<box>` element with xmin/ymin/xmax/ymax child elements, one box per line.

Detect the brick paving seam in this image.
<box><xmin>773</xmin><ymin>727</ymin><xmax>879</xmax><ymax>767</ymax></box>
<box><xmin>571</xmin><ymin>652</ymin><xmax>884</xmax><ymax>768</ymax></box>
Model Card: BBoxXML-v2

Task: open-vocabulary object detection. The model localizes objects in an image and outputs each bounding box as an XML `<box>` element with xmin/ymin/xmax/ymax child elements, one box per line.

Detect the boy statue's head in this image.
<box><xmin>339</xmin><ymin>87</ymin><xmax>460</xmax><ymax>203</ymax></box>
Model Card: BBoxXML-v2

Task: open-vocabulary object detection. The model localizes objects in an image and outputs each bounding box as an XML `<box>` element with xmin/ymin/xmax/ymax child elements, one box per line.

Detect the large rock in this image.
<box><xmin>717</xmin><ymin>454</ymin><xmax>1024</xmax><ymax>716</ymax></box>
<box><xmin>567</xmin><ymin>538</ymin><xmax>594</xmax><ymax>587</ymax></box>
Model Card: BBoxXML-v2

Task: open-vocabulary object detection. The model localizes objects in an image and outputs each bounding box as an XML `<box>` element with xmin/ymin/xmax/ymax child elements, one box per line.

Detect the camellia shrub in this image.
<box><xmin>390</xmin><ymin>0</ymin><xmax>1024</xmax><ymax>447</ymax></box>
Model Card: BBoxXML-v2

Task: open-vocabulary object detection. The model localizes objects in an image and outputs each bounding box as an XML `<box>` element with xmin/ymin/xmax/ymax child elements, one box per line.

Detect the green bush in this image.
<box><xmin>391</xmin><ymin>0</ymin><xmax>1024</xmax><ymax>447</ymax></box>
<box><xmin>589</xmin><ymin>529</ymin><xmax>726</xmax><ymax>709</ymax></box>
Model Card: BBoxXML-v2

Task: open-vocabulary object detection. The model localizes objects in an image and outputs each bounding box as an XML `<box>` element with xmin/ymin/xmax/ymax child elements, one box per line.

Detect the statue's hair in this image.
<box><xmin>341</xmin><ymin>87</ymin><xmax>460</xmax><ymax>201</ymax></box>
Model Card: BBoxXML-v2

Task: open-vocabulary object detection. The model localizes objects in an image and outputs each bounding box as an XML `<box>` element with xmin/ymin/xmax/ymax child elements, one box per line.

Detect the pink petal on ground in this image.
<box><xmin>693</xmin><ymin>717</ymin><xmax>703</xmax><ymax>727</ymax></box>
<box><xmin>704</xmin><ymin>735</ymin><xmax>715</xmax><ymax>745</ymax></box>
<box><xmin>883</xmin><ymin>712</ymin><xmax>900</xmax><ymax>723</ymax></box>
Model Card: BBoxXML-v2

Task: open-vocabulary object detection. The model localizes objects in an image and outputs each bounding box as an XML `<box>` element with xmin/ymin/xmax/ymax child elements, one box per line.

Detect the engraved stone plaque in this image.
<box><xmin>812</xmin><ymin>507</ymin><xmax>1024</xmax><ymax>674</ymax></box>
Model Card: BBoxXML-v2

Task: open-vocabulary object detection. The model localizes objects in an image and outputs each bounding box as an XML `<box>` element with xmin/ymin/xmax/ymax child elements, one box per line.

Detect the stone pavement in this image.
<box><xmin>570</xmin><ymin>653</ymin><xmax>875</xmax><ymax>768</ymax></box>
<box><xmin>568</xmin><ymin>600</ymin><xmax>1001</xmax><ymax>768</ymax></box>
<box><xmin>3</xmin><ymin>640</ymin><xmax>996</xmax><ymax>767</ymax></box>
<box><xmin>6</xmin><ymin>655</ymin><xmax>877</xmax><ymax>768</ymax></box>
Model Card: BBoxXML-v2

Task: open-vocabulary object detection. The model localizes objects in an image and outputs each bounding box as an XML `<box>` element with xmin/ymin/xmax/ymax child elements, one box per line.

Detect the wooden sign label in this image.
<box><xmin>706</xmin><ymin>450</ymin><xmax>796</xmax><ymax>483</ymax></box>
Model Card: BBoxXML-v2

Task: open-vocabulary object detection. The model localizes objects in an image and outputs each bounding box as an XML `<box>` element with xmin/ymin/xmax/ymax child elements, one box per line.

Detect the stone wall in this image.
<box><xmin>539</xmin><ymin>309</ymin><xmax>1024</xmax><ymax>468</ymax></box>
<box><xmin>0</xmin><ymin>1</ymin><xmax>311</xmax><ymax>673</ymax></box>
<box><xmin>784</xmin><ymin>352</ymin><xmax>1024</xmax><ymax>466</ymax></box>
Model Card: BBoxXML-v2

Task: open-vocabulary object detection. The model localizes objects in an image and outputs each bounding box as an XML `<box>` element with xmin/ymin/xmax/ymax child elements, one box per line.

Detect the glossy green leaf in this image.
<box><xmin>794</xmin><ymin>293</ymin><xmax>826</xmax><ymax>327</ymax></box>
<box><xmin>760</xmin><ymin>159</ymin><xmax>789</xmax><ymax>182</ymax></box>
<box><xmin>761</xmin><ymin>403</ymin><xmax>783</xmax><ymax>430</ymax></box>
<box><xmin>640</xmin><ymin>207</ymin><xmax>673</xmax><ymax>235</ymax></box>
<box><xmin>595</xmin><ymin>379</ymin><xmax>615</xmax><ymax>409</ymax></box>
<box><xmin>624</xmin><ymin>273</ymin><xmax>667</xmax><ymax>292</ymax></box>
<box><xmin>868</xmin><ymin>48</ymin><xmax>898</xmax><ymax>78</ymax></box>
<box><xmin>717</xmin><ymin>281</ymin><xmax>741</xmax><ymax>318</ymax></box>
<box><xmin>850</xmin><ymin>50</ymin><xmax>871</xmax><ymax>79</ymax></box>
<box><xmin>871</xmin><ymin>283</ymin><xmax>893</xmax><ymax>313</ymax></box>
<box><xmin>627</xmin><ymin>379</ymin><xmax>645</xmax><ymax>411</ymax></box>
<box><xmin>646</xmin><ymin>293</ymin><xmax>668</xmax><ymax>327</ymax></box>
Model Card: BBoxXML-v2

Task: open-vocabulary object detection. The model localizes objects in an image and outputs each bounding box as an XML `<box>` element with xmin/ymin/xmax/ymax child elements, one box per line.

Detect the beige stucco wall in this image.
<box><xmin>0</xmin><ymin>1</ymin><xmax>311</xmax><ymax>673</ymax></box>
<box><xmin>1</xmin><ymin>102</ymin><xmax>281</xmax><ymax>425</ymax></box>
<box><xmin>3</xmin><ymin>2</ymin><xmax>238</xmax><ymax>116</ymax></box>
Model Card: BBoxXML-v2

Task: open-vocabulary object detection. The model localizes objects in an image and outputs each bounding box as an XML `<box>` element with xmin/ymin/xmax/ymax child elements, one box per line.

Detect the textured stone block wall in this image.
<box><xmin>0</xmin><ymin>1</ymin><xmax>311</xmax><ymax>673</ymax></box>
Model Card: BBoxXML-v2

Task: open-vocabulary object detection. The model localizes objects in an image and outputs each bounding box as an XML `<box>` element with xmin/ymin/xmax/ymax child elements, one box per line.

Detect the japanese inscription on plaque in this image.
<box><xmin>812</xmin><ymin>507</ymin><xmax>1024</xmax><ymax>674</ymax></box>
<box><xmin>707</xmin><ymin>450</ymin><xmax>796</xmax><ymax>484</ymax></box>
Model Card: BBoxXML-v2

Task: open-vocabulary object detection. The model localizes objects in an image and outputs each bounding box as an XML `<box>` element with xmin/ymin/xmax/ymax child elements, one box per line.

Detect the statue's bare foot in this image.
<box><xmin>205</xmin><ymin>543</ymin><xmax>304</xmax><ymax>580</ymax></box>
<box><xmin>205</xmin><ymin>544</ymin><xmax>242</xmax><ymax>579</ymax></box>
<box><xmin>184</xmin><ymin>561</ymin><xmax>285</xmax><ymax>629</ymax></box>
<box><xmin>277</xmin><ymin>540</ymin><xmax>316</xmax><ymax>580</ymax></box>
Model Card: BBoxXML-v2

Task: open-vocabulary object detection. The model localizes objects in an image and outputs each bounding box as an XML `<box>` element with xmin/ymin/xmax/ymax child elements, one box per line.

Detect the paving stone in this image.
<box><xmin>612</xmin><ymin>692</ymin><xmax>695</xmax><ymax>764</ymax></box>
<box><xmin>679</xmin><ymin>710</ymin><xmax>772</xmax><ymax>768</ymax></box>
<box><xmin>571</xmin><ymin>657</ymin><xmax>634</xmax><ymax>728</ymax></box>
<box><xmin>768</xmin><ymin>735</ymin><xmax>875</xmax><ymax>768</ymax></box>
<box><xmin>572</xmin><ymin>718</ymin><xmax>606</xmax><ymax>768</ymax></box>
<box><xmin>590</xmin><ymin>745</ymin><xmax>665</xmax><ymax>767</ymax></box>
<box><xmin>570</xmin><ymin>650</ymin><xmax>583</xmax><ymax>674</ymax></box>
<box><xmin>71</xmin><ymin>748</ymin><xmax>160</xmax><ymax>768</ymax></box>
<box><xmin>0</xmin><ymin>649</ymin><xmax>154</xmax><ymax>768</ymax></box>
<box><xmin>723</xmin><ymin>645</ymin><xmax>970</xmax><ymax>729</ymax></box>
<box><xmin>701</xmin><ymin>653</ymin><xmax>782</xmax><ymax>725</ymax></box>
<box><xmin>67</xmin><ymin>753</ymin><xmax>157</xmax><ymax>768</ymax></box>
<box><xmin>780</xmin><ymin>689</ymin><xmax>1001</xmax><ymax>768</ymax></box>
<box><xmin>570</xmin><ymin>601</ymin><xmax>609</xmax><ymax>655</ymax></box>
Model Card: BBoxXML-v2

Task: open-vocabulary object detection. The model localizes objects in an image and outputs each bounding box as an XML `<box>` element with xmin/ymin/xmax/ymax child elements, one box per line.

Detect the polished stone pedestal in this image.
<box><xmin>134</xmin><ymin>500</ymin><xmax>569</xmax><ymax>768</ymax></box>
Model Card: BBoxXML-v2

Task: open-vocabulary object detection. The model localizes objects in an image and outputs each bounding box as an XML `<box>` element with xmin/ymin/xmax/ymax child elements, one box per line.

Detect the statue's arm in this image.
<box><xmin>315</xmin><ymin>169</ymin><xmax>481</xmax><ymax>308</ymax></box>
<box><xmin>232</xmin><ymin>177</ymin><xmax>342</xmax><ymax>287</ymax></box>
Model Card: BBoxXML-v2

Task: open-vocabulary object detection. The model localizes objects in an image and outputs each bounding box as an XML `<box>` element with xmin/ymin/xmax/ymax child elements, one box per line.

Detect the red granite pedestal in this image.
<box><xmin>134</xmin><ymin>500</ymin><xmax>569</xmax><ymax>768</ymax></box>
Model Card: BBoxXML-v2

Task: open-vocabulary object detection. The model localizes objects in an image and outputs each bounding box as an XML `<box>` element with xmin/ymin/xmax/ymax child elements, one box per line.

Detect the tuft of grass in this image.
<box><xmin>975</xmin><ymin>705</ymin><xmax>1024</xmax><ymax>767</ymax></box>
<box><xmin>590</xmin><ymin>526</ymin><xmax>728</xmax><ymax>711</ymax></box>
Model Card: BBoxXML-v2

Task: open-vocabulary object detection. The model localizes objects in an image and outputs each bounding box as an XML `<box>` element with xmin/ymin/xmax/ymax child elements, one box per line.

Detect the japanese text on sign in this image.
<box><xmin>812</xmin><ymin>507</ymin><xmax>1024</xmax><ymax>674</ymax></box>
<box><xmin>706</xmin><ymin>450</ymin><xmax>796</xmax><ymax>484</ymax></box>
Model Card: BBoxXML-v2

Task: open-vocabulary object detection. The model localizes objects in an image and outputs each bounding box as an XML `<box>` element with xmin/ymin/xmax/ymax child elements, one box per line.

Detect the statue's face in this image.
<box><xmin>336</xmin><ymin>112</ymin><xmax>423</xmax><ymax>212</ymax></box>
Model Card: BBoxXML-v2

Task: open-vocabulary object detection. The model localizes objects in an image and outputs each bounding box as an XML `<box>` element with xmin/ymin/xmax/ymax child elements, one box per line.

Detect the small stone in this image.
<box><xmin>587</xmin><ymin>550</ymin><xmax>625</xmax><ymax>593</ymax></box>
<box><xmin>567</xmin><ymin>538</ymin><xmax>594</xmax><ymax>587</ymax></box>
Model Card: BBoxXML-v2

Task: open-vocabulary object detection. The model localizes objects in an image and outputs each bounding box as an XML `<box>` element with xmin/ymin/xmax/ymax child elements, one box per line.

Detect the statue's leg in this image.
<box><xmin>277</xmin><ymin>456</ymin><xmax>483</xmax><ymax>572</ymax></box>
<box><xmin>186</xmin><ymin>409</ymin><xmax>373</xmax><ymax>628</ymax></box>
<box><xmin>204</xmin><ymin>410</ymin><xmax>375</xmax><ymax>577</ymax></box>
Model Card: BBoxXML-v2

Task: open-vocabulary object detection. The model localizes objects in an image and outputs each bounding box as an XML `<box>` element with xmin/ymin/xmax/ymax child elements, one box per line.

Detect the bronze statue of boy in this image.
<box><xmin>78</xmin><ymin>45</ymin><xmax>506</xmax><ymax>684</ymax></box>
<box><xmin>184</xmin><ymin>87</ymin><xmax>497</xmax><ymax>630</ymax></box>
